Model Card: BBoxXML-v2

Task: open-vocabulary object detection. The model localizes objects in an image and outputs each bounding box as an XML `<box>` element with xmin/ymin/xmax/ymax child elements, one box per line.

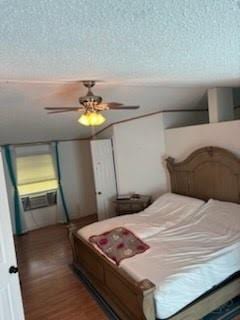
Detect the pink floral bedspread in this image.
<box><xmin>89</xmin><ymin>227</ymin><xmax>149</xmax><ymax>265</ymax></box>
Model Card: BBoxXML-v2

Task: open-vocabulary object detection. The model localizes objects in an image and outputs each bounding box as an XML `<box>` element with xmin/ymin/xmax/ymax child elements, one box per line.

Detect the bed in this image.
<box><xmin>69</xmin><ymin>146</ymin><xmax>240</xmax><ymax>320</ymax></box>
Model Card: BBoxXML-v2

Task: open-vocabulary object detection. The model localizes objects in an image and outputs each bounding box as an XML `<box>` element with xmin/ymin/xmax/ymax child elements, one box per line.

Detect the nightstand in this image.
<box><xmin>113</xmin><ymin>195</ymin><xmax>152</xmax><ymax>216</ymax></box>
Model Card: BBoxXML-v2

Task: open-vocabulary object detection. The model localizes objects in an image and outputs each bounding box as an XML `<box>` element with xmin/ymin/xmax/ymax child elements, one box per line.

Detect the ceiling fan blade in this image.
<box><xmin>100</xmin><ymin>102</ymin><xmax>123</xmax><ymax>108</ymax></box>
<box><xmin>105</xmin><ymin>102</ymin><xmax>123</xmax><ymax>106</ymax></box>
<box><xmin>45</xmin><ymin>107</ymin><xmax>82</xmax><ymax>111</ymax></box>
<box><xmin>54</xmin><ymin>82</ymin><xmax>83</xmax><ymax>101</ymax></box>
<box><xmin>41</xmin><ymin>82</ymin><xmax>84</xmax><ymax>104</ymax></box>
<box><xmin>94</xmin><ymin>102</ymin><xmax>123</xmax><ymax>111</ymax></box>
<box><xmin>48</xmin><ymin>109</ymin><xmax>81</xmax><ymax>114</ymax></box>
<box><xmin>109</xmin><ymin>105</ymin><xmax>140</xmax><ymax>110</ymax></box>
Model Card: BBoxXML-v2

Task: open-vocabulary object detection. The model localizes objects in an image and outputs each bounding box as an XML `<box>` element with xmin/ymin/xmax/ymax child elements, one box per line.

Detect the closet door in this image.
<box><xmin>90</xmin><ymin>140</ymin><xmax>117</xmax><ymax>221</ymax></box>
<box><xmin>0</xmin><ymin>150</ymin><xmax>25</xmax><ymax>320</ymax></box>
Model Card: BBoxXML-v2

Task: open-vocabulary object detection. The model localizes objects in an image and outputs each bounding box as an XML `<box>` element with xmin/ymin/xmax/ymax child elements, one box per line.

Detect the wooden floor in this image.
<box><xmin>15</xmin><ymin>215</ymin><xmax>108</xmax><ymax>320</ymax></box>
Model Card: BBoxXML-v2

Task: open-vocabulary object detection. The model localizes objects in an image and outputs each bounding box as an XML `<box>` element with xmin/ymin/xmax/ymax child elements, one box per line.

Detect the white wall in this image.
<box><xmin>162</xmin><ymin>110</ymin><xmax>208</xmax><ymax>129</ymax></box>
<box><xmin>235</xmin><ymin>108</ymin><xmax>240</xmax><ymax>120</ymax></box>
<box><xmin>112</xmin><ymin>114</ymin><xmax>168</xmax><ymax>199</ymax></box>
<box><xmin>165</xmin><ymin>120</ymin><xmax>240</xmax><ymax>160</ymax></box>
<box><xmin>23</xmin><ymin>205</ymin><xmax>58</xmax><ymax>232</ymax></box>
<box><xmin>95</xmin><ymin>110</ymin><xmax>209</xmax><ymax>139</ymax></box>
<box><xmin>95</xmin><ymin>126</ymin><xmax>113</xmax><ymax>139</ymax></box>
<box><xmin>208</xmin><ymin>88</ymin><xmax>234</xmax><ymax>123</ymax></box>
<box><xmin>59</xmin><ymin>140</ymin><xmax>97</xmax><ymax>219</ymax></box>
<box><xmin>96</xmin><ymin>110</ymin><xmax>211</xmax><ymax>200</ymax></box>
<box><xmin>2</xmin><ymin>154</ymin><xmax>16</xmax><ymax>233</ymax></box>
<box><xmin>233</xmin><ymin>88</ymin><xmax>240</xmax><ymax>120</ymax></box>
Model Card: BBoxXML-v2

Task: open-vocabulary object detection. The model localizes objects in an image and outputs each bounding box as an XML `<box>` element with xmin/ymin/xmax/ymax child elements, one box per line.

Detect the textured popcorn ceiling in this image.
<box><xmin>1</xmin><ymin>0</ymin><xmax>240</xmax><ymax>84</ymax></box>
<box><xmin>0</xmin><ymin>0</ymin><xmax>239</xmax><ymax>143</ymax></box>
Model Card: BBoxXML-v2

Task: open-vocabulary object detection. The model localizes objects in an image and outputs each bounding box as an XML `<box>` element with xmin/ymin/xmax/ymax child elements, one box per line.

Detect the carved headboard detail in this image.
<box><xmin>166</xmin><ymin>147</ymin><xmax>240</xmax><ymax>204</ymax></box>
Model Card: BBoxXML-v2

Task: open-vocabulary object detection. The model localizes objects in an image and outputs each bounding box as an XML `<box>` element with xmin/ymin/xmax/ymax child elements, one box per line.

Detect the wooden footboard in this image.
<box><xmin>68</xmin><ymin>223</ymin><xmax>240</xmax><ymax>320</ymax></box>
<box><xmin>68</xmin><ymin>223</ymin><xmax>156</xmax><ymax>320</ymax></box>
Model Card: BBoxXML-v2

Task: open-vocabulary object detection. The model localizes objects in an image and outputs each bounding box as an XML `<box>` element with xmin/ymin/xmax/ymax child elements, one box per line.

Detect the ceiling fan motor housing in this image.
<box><xmin>79</xmin><ymin>94</ymin><xmax>103</xmax><ymax>106</ymax></box>
<box><xmin>79</xmin><ymin>80</ymin><xmax>103</xmax><ymax>107</ymax></box>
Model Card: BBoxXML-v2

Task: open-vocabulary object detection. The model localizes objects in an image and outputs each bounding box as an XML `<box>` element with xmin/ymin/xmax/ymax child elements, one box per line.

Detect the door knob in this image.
<box><xmin>97</xmin><ymin>192</ymin><xmax>102</xmax><ymax>195</ymax></box>
<box><xmin>9</xmin><ymin>266</ymin><xmax>18</xmax><ymax>274</ymax></box>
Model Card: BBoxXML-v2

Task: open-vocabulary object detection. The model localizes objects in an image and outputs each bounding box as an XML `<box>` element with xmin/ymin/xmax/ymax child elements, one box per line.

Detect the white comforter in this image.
<box><xmin>78</xmin><ymin>193</ymin><xmax>205</xmax><ymax>240</ymax></box>
<box><xmin>78</xmin><ymin>195</ymin><xmax>240</xmax><ymax>319</ymax></box>
<box><xmin>120</xmin><ymin>199</ymin><xmax>240</xmax><ymax>318</ymax></box>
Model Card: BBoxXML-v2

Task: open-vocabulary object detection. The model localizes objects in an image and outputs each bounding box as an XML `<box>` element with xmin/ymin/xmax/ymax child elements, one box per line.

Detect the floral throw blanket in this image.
<box><xmin>89</xmin><ymin>227</ymin><xmax>149</xmax><ymax>265</ymax></box>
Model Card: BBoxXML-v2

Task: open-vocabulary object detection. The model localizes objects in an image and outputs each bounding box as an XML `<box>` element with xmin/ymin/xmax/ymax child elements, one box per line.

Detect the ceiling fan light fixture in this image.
<box><xmin>78</xmin><ymin>113</ymin><xmax>90</xmax><ymax>126</ymax></box>
<box><xmin>78</xmin><ymin>112</ymin><xmax>106</xmax><ymax>126</ymax></box>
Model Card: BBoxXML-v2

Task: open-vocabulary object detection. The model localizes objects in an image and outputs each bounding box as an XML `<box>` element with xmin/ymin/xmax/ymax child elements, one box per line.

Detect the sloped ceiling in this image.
<box><xmin>0</xmin><ymin>0</ymin><xmax>239</xmax><ymax>144</ymax></box>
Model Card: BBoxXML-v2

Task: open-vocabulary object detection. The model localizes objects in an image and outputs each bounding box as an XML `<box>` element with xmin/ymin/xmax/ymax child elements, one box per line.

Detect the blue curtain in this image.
<box><xmin>3</xmin><ymin>145</ymin><xmax>23</xmax><ymax>235</ymax></box>
<box><xmin>53</xmin><ymin>142</ymin><xmax>70</xmax><ymax>223</ymax></box>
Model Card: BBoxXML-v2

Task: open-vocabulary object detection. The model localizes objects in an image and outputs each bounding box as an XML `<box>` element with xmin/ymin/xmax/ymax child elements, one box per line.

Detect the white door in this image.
<box><xmin>0</xmin><ymin>151</ymin><xmax>25</xmax><ymax>320</ymax></box>
<box><xmin>90</xmin><ymin>139</ymin><xmax>117</xmax><ymax>221</ymax></box>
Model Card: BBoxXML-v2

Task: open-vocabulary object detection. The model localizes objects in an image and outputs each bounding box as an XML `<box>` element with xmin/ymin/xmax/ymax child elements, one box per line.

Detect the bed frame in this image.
<box><xmin>69</xmin><ymin>146</ymin><xmax>240</xmax><ymax>320</ymax></box>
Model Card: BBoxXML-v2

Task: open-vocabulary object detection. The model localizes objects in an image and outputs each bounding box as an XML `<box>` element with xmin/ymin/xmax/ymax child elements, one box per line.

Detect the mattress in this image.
<box><xmin>78</xmin><ymin>193</ymin><xmax>205</xmax><ymax>240</ymax></box>
<box><xmin>120</xmin><ymin>199</ymin><xmax>240</xmax><ymax>319</ymax></box>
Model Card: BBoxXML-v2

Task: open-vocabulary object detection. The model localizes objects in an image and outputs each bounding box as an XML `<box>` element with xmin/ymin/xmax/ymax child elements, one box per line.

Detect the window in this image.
<box><xmin>17</xmin><ymin>154</ymin><xmax>58</xmax><ymax>196</ymax></box>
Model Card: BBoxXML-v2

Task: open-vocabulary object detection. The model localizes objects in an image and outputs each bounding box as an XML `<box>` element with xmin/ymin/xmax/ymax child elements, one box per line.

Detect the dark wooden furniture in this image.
<box><xmin>113</xmin><ymin>195</ymin><xmax>152</xmax><ymax>215</ymax></box>
<box><xmin>69</xmin><ymin>146</ymin><xmax>240</xmax><ymax>320</ymax></box>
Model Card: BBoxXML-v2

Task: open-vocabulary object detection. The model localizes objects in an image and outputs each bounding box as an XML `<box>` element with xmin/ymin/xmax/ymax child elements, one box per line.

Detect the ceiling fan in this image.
<box><xmin>44</xmin><ymin>81</ymin><xmax>140</xmax><ymax>126</ymax></box>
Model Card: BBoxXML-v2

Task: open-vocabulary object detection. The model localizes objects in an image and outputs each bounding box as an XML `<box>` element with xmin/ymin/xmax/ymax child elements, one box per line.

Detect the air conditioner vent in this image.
<box><xmin>30</xmin><ymin>194</ymin><xmax>48</xmax><ymax>209</ymax></box>
<box><xmin>21</xmin><ymin>191</ymin><xmax>57</xmax><ymax>211</ymax></box>
<box><xmin>47</xmin><ymin>191</ymin><xmax>57</xmax><ymax>206</ymax></box>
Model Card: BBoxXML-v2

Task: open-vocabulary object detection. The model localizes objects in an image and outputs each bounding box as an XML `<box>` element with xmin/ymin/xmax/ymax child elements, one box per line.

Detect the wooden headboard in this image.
<box><xmin>166</xmin><ymin>146</ymin><xmax>240</xmax><ymax>204</ymax></box>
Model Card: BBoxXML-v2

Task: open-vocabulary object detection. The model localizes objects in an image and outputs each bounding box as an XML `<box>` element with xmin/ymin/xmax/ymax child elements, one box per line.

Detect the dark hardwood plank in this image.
<box><xmin>15</xmin><ymin>215</ymin><xmax>108</xmax><ymax>320</ymax></box>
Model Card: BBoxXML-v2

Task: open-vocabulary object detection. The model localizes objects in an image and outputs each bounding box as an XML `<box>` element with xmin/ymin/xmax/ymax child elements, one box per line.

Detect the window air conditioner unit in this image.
<box><xmin>21</xmin><ymin>191</ymin><xmax>57</xmax><ymax>211</ymax></box>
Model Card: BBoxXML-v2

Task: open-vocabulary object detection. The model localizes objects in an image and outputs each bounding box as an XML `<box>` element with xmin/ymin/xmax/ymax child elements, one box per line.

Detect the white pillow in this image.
<box><xmin>143</xmin><ymin>192</ymin><xmax>205</xmax><ymax>217</ymax></box>
<box><xmin>203</xmin><ymin>199</ymin><xmax>240</xmax><ymax>231</ymax></box>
